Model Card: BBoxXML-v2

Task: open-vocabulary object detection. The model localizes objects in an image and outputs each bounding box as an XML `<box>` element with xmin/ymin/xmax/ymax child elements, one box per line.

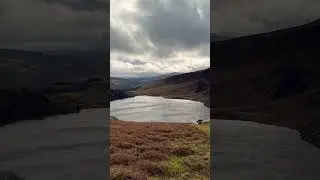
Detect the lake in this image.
<box><xmin>212</xmin><ymin>119</ymin><xmax>320</xmax><ymax>180</ymax></box>
<box><xmin>0</xmin><ymin>108</ymin><xmax>109</xmax><ymax>180</ymax></box>
<box><xmin>110</xmin><ymin>96</ymin><xmax>210</xmax><ymax>123</ymax></box>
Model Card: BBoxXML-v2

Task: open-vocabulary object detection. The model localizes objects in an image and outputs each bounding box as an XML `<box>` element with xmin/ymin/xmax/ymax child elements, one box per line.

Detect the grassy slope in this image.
<box><xmin>110</xmin><ymin>120</ymin><xmax>210</xmax><ymax>180</ymax></box>
<box><xmin>134</xmin><ymin>69</ymin><xmax>210</xmax><ymax>107</ymax></box>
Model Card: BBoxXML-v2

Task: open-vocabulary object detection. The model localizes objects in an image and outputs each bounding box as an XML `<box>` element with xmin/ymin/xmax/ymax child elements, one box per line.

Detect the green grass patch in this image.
<box><xmin>151</xmin><ymin>155</ymin><xmax>209</xmax><ymax>180</ymax></box>
<box><xmin>165</xmin><ymin>156</ymin><xmax>187</xmax><ymax>176</ymax></box>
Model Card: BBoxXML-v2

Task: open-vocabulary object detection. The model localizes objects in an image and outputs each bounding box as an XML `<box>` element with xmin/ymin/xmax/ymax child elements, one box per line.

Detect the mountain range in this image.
<box><xmin>110</xmin><ymin>72</ymin><xmax>180</xmax><ymax>90</ymax></box>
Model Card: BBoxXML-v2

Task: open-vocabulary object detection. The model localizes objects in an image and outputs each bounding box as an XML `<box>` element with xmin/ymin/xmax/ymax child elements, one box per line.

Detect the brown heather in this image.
<box><xmin>110</xmin><ymin>120</ymin><xmax>210</xmax><ymax>180</ymax></box>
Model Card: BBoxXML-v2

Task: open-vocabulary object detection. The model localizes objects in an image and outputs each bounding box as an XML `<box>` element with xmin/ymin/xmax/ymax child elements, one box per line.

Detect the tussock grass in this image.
<box><xmin>196</xmin><ymin>121</ymin><xmax>211</xmax><ymax>135</ymax></box>
<box><xmin>110</xmin><ymin>120</ymin><xmax>210</xmax><ymax>179</ymax></box>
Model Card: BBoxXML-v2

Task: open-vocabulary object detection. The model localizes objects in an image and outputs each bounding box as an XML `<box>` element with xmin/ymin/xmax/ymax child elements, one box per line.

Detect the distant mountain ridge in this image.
<box><xmin>0</xmin><ymin>49</ymin><xmax>108</xmax><ymax>88</ymax></box>
<box><xmin>110</xmin><ymin>77</ymin><xmax>142</xmax><ymax>90</ymax></box>
<box><xmin>110</xmin><ymin>72</ymin><xmax>181</xmax><ymax>90</ymax></box>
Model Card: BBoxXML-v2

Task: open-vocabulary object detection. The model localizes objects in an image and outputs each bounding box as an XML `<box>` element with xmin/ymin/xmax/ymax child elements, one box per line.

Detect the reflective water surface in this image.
<box><xmin>110</xmin><ymin>96</ymin><xmax>210</xmax><ymax>123</ymax></box>
<box><xmin>212</xmin><ymin>119</ymin><xmax>320</xmax><ymax>180</ymax></box>
<box><xmin>0</xmin><ymin>108</ymin><xmax>109</xmax><ymax>180</ymax></box>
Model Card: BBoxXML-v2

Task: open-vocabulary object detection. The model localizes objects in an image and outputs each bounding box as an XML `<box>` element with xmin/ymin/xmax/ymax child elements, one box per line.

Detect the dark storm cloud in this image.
<box><xmin>211</xmin><ymin>0</ymin><xmax>320</xmax><ymax>36</ymax></box>
<box><xmin>0</xmin><ymin>0</ymin><xmax>109</xmax><ymax>51</ymax></box>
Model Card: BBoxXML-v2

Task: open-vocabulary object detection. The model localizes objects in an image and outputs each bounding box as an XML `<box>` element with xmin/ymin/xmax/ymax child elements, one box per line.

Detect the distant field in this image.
<box><xmin>110</xmin><ymin>120</ymin><xmax>210</xmax><ymax>180</ymax></box>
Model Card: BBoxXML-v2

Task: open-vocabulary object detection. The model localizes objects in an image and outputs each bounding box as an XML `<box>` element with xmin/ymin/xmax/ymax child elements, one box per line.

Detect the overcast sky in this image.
<box><xmin>110</xmin><ymin>0</ymin><xmax>210</xmax><ymax>77</ymax></box>
<box><xmin>212</xmin><ymin>0</ymin><xmax>320</xmax><ymax>36</ymax></box>
<box><xmin>2</xmin><ymin>0</ymin><xmax>319</xmax><ymax>77</ymax></box>
<box><xmin>0</xmin><ymin>0</ymin><xmax>108</xmax><ymax>51</ymax></box>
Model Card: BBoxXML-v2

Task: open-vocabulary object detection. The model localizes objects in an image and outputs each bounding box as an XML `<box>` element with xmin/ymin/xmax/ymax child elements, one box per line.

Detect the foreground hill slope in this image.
<box><xmin>213</xmin><ymin>19</ymin><xmax>320</xmax><ymax>147</ymax></box>
<box><xmin>135</xmin><ymin>69</ymin><xmax>210</xmax><ymax>106</ymax></box>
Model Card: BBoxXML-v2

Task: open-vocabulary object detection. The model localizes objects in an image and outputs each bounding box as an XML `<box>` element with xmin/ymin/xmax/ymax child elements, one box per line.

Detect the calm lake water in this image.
<box><xmin>0</xmin><ymin>108</ymin><xmax>109</xmax><ymax>180</ymax></box>
<box><xmin>212</xmin><ymin>119</ymin><xmax>320</xmax><ymax>180</ymax></box>
<box><xmin>110</xmin><ymin>96</ymin><xmax>210</xmax><ymax>123</ymax></box>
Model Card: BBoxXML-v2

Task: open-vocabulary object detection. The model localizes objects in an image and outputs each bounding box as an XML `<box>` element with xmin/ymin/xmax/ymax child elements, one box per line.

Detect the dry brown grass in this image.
<box><xmin>110</xmin><ymin>120</ymin><xmax>210</xmax><ymax>180</ymax></box>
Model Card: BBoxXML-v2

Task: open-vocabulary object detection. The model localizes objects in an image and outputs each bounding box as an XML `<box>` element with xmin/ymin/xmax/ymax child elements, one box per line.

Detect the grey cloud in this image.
<box><xmin>197</xmin><ymin>43</ymin><xmax>210</xmax><ymax>57</ymax></box>
<box><xmin>118</xmin><ymin>57</ymin><xmax>147</xmax><ymax>66</ymax></box>
<box><xmin>110</xmin><ymin>27</ymin><xmax>139</xmax><ymax>53</ymax></box>
<box><xmin>137</xmin><ymin>0</ymin><xmax>209</xmax><ymax>48</ymax></box>
<box><xmin>212</xmin><ymin>0</ymin><xmax>320</xmax><ymax>36</ymax></box>
<box><xmin>110</xmin><ymin>0</ymin><xmax>210</xmax><ymax>77</ymax></box>
<box><xmin>0</xmin><ymin>0</ymin><xmax>109</xmax><ymax>51</ymax></box>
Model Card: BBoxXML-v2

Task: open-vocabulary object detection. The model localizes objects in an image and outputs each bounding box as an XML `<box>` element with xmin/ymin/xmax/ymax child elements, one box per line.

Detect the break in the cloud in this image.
<box><xmin>0</xmin><ymin>0</ymin><xmax>108</xmax><ymax>51</ymax></box>
<box><xmin>211</xmin><ymin>0</ymin><xmax>320</xmax><ymax>36</ymax></box>
<box><xmin>110</xmin><ymin>0</ymin><xmax>210</xmax><ymax>77</ymax></box>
